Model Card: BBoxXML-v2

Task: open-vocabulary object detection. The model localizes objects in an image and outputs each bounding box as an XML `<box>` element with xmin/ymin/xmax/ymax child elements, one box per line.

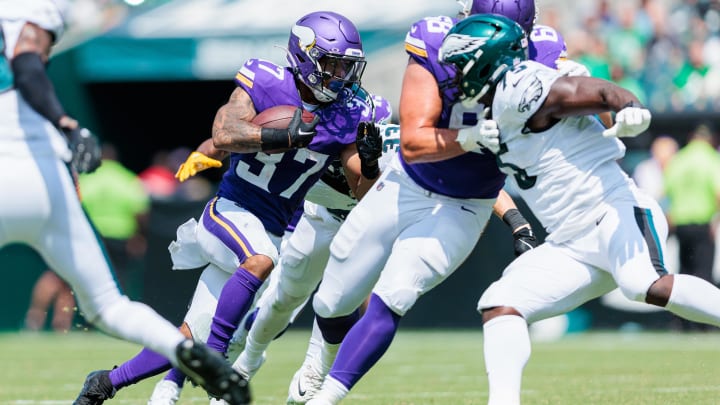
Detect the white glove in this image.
<box><xmin>602</xmin><ymin>105</ymin><xmax>651</xmax><ymax>138</ymax></box>
<box><xmin>456</xmin><ymin>119</ymin><xmax>500</xmax><ymax>153</ymax></box>
<box><xmin>555</xmin><ymin>59</ymin><xmax>590</xmax><ymax>77</ymax></box>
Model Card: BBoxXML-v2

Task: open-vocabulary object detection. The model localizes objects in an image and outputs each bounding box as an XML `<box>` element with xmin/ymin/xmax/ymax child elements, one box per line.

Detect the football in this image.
<box><xmin>252</xmin><ymin>105</ymin><xmax>315</xmax><ymax>129</ymax></box>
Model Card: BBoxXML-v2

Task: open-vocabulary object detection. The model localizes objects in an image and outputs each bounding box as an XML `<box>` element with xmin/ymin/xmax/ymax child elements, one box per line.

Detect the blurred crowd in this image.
<box><xmin>542</xmin><ymin>0</ymin><xmax>720</xmax><ymax>112</ymax></box>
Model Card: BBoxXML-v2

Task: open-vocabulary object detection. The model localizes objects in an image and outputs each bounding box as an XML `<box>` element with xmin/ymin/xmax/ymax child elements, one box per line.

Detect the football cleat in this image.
<box><xmin>147</xmin><ymin>380</ymin><xmax>181</xmax><ymax>405</ymax></box>
<box><xmin>286</xmin><ymin>363</ymin><xmax>325</xmax><ymax>404</ymax></box>
<box><xmin>174</xmin><ymin>340</ymin><xmax>251</xmax><ymax>405</ymax></box>
<box><xmin>73</xmin><ymin>370</ymin><xmax>116</xmax><ymax>405</ymax></box>
<box><xmin>232</xmin><ymin>351</ymin><xmax>267</xmax><ymax>381</ymax></box>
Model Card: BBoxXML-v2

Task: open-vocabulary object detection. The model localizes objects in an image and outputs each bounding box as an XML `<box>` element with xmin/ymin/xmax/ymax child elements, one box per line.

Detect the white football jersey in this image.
<box><xmin>304</xmin><ymin>123</ymin><xmax>401</xmax><ymax>210</ymax></box>
<box><xmin>493</xmin><ymin>61</ymin><xmax>633</xmax><ymax>242</ymax></box>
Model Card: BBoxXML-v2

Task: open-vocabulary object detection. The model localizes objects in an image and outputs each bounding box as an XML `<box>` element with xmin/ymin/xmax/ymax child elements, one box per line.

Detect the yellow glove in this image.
<box><xmin>175</xmin><ymin>151</ymin><xmax>223</xmax><ymax>182</ymax></box>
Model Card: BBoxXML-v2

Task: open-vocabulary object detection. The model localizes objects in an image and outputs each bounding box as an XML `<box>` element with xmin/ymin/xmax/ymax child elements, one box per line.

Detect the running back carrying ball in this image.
<box><xmin>254</xmin><ymin>105</ymin><xmax>318</xmax><ymax>152</ymax></box>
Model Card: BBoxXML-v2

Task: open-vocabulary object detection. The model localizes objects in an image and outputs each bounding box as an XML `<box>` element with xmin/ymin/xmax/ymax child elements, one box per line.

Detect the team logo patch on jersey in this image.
<box><xmin>438</xmin><ymin>34</ymin><xmax>487</xmax><ymax>60</ymax></box>
<box><xmin>518</xmin><ymin>77</ymin><xmax>543</xmax><ymax>113</ymax></box>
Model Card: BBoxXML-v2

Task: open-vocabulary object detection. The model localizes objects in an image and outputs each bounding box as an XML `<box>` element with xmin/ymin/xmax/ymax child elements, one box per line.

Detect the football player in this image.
<box><xmin>439</xmin><ymin>13</ymin><xmax>720</xmax><ymax>405</ymax></box>
<box><xmin>72</xmin><ymin>10</ymin><xmax>379</xmax><ymax>405</ymax></box>
<box><xmin>0</xmin><ymin>1</ymin><xmax>248</xmax><ymax>404</ymax></box>
<box><xmin>300</xmin><ymin>2</ymin><xmax>549</xmax><ymax>404</ymax></box>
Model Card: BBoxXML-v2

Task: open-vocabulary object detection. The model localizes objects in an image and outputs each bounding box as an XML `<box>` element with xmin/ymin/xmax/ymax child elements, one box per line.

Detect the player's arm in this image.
<box><xmin>340</xmin><ymin>143</ymin><xmax>375</xmax><ymax>201</ymax></box>
<box><xmin>399</xmin><ymin>58</ymin><xmax>469</xmax><ymax>163</ymax></box>
<box><xmin>211</xmin><ymin>87</ymin><xmax>263</xmax><ymax>153</ymax></box>
<box><xmin>11</xmin><ymin>22</ymin><xmax>76</xmax><ymax>131</ymax></box>
<box><xmin>492</xmin><ymin>189</ymin><xmax>537</xmax><ymax>257</ymax></box>
<box><xmin>12</xmin><ymin>22</ymin><xmax>101</xmax><ymax>173</ymax></box>
<box><xmin>529</xmin><ymin>76</ymin><xmax>642</xmax><ymax>131</ymax></box>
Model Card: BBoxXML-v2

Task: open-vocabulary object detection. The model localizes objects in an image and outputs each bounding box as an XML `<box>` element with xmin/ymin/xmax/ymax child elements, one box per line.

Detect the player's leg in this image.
<box><xmin>289</xmin><ymin>171</ymin><xmax>404</xmax><ymax>404</ymax></box>
<box><xmin>198</xmin><ymin>197</ymin><xmax>281</xmax><ymax>356</ymax></box>
<box><xmin>310</xmin><ymin>195</ymin><xmax>493</xmax><ymax>405</ymax></box>
<box><xmin>145</xmin><ymin>263</ymin><xmax>232</xmax><ymax>404</ymax></box>
<box><xmin>478</xmin><ymin>244</ymin><xmax>617</xmax><ymax>405</ymax></box>
<box><xmin>236</xmin><ymin>203</ymin><xmax>339</xmax><ymax>379</ymax></box>
<box><xmin>605</xmin><ymin>197</ymin><xmax>720</xmax><ymax>327</ymax></box>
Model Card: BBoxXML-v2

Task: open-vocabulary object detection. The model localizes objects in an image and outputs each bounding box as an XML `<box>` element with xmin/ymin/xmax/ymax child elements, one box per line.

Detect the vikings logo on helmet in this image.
<box><xmin>518</xmin><ymin>76</ymin><xmax>543</xmax><ymax>113</ymax></box>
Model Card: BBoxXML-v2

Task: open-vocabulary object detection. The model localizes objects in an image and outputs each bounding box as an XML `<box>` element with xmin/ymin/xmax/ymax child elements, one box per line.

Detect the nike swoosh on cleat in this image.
<box><xmin>297</xmin><ymin>379</ymin><xmax>306</xmax><ymax>397</ymax></box>
<box><xmin>596</xmin><ymin>212</ymin><xmax>607</xmax><ymax>226</ymax></box>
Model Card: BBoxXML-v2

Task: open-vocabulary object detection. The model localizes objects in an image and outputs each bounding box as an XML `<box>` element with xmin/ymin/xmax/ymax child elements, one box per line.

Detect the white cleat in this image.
<box><xmin>233</xmin><ymin>351</ymin><xmax>267</xmax><ymax>381</ymax></box>
<box><xmin>147</xmin><ymin>380</ymin><xmax>181</xmax><ymax>405</ymax></box>
<box><xmin>286</xmin><ymin>363</ymin><xmax>325</xmax><ymax>404</ymax></box>
<box><xmin>209</xmin><ymin>398</ymin><xmax>229</xmax><ymax>405</ymax></box>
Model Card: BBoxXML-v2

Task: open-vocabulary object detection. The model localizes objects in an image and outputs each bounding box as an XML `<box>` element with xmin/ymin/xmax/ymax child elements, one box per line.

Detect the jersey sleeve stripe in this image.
<box><xmin>235</xmin><ymin>66</ymin><xmax>255</xmax><ymax>88</ymax></box>
<box><xmin>404</xmin><ymin>35</ymin><xmax>428</xmax><ymax>58</ymax></box>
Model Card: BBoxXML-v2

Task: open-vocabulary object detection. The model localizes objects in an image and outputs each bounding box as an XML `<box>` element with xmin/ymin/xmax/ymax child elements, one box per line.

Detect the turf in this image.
<box><xmin>1</xmin><ymin>329</ymin><xmax>719</xmax><ymax>404</ymax></box>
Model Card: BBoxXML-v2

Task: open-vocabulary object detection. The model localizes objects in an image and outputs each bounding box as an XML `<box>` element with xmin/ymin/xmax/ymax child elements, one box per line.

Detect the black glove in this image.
<box><xmin>63</xmin><ymin>127</ymin><xmax>102</xmax><ymax>174</ymax></box>
<box><xmin>502</xmin><ymin>208</ymin><xmax>537</xmax><ymax>257</ymax></box>
<box><xmin>512</xmin><ymin>227</ymin><xmax>537</xmax><ymax>257</ymax></box>
<box><xmin>287</xmin><ymin>108</ymin><xmax>320</xmax><ymax>148</ymax></box>
<box><xmin>356</xmin><ymin>121</ymin><xmax>382</xmax><ymax>178</ymax></box>
<box><xmin>260</xmin><ymin>109</ymin><xmax>320</xmax><ymax>151</ymax></box>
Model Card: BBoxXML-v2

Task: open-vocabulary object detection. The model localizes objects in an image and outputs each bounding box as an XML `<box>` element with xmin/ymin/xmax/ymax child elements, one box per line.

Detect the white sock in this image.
<box><xmin>310</xmin><ymin>376</ymin><xmax>349</xmax><ymax>405</ymax></box>
<box><xmin>666</xmin><ymin>274</ymin><xmax>720</xmax><ymax>326</ymax></box>
<box><xmin>305</xmin><ymin>319</ymin><xmax>324</xmax><ymax>364</ymax></box>
<box><xmin>237</xmin><ymin>333</ymin><xmax>266</xmax><ymax>370</ymax></box>
<box><xmin>317</xmin><ymin>339</ymin><xmax>340</xmax><ymax>376</ymax></box>
<box><xmin>483</xmin><ymin>315</ymin><xmax>530</xmax><ymax>405</ymax></box>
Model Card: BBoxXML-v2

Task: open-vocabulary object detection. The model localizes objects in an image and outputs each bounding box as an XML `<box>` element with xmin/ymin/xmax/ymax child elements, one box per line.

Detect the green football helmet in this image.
<box><xmin>439</xmin><ymin>13</ymin><xmax>528</xmax><ymax>107</ymax></box>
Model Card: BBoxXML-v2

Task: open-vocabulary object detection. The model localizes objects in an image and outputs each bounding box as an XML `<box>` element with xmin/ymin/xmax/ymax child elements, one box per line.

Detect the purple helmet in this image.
<box><xmin>471</xmin><ymin>0</ymin><xmax>537</xmax><ymax>34</ymax></box>
<box><xmin>287</xmin><ymin>11</ymin><xmax>366</xmax><ymax>103</ymax></box>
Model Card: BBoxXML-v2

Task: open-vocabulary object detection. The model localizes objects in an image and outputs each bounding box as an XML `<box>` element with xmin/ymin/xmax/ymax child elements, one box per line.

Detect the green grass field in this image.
<box><xmin>1</xmin><ymin>329</ymin><xmax>719</xmax><ymax>404</ymax></box>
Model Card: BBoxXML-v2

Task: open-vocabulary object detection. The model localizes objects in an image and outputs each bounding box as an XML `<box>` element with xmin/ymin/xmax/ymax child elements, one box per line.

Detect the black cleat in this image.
<box><xmin>175</xmin><ymin>340</ymin><xmax>251</xmax><ymax>405</ymax></box>
<box><xmin>73</xmin><ymin>370</ymin><xmax>116</xmax><ymax>405</ymax></box>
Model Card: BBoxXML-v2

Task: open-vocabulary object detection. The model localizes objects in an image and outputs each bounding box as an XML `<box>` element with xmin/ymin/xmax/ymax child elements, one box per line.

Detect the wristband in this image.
<box><xmin>502</xmin><ymin>208</ymin><xmax>529</xmax><ymax>231</ymax></box>
<box><xmin>260</xmin><ymin>128</ymin><xmax>290</xmax><ymax>151</ymax></box>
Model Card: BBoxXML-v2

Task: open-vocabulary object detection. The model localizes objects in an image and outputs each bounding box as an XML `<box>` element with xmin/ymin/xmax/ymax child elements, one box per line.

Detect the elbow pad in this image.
<box><xmin>11</xmin><ymin>52</ymin><xmax>65</xmax><ymax>126</ymax></box>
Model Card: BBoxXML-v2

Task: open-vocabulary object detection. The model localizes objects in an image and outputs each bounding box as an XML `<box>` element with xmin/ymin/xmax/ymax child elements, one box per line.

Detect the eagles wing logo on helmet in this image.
<box><xmin>439</xmin><ymin>34</ymin><xmax>488</xmax><ymax>61</ymax></box>
<box><xmin>518</xmin><ymin>76</ymin><xmax>543</xmax><ymax>113</ymax></box>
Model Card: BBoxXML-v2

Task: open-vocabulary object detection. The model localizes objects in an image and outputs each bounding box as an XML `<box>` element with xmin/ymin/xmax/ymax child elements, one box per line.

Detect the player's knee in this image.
<box><xmin>617</xmin><ymin>274</ymin><xmax>655</xmax><ymax>303</ymax></box>
<box><xmin>274</xmin><ymin>284</ymin><xmax>308</xmax><ymax>313</ymax></box>
<box><xmin>481</xmin><ymin>306</ymin><xmax>522</xmax><ymax>324</ymax></box>
<box><xmin>645</xmin><ymin>274</ymin><xmax>673</xmax><ymax>307</ymax></box>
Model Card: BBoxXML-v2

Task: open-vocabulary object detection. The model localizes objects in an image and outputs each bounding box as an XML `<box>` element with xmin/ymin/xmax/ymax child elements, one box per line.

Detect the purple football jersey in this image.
<box><xmin>402</xmin><ymin>16</ymin><xmax>505</xmax><ymax>199</ymax></box>
<box><xmin>528</xmin><ymin>24</ymin><xmax>568</xmax><ymax>69</ymax></box>
<box><xmin>216</xmin><ymin>59</ymin><xmax>371</xmax><ymax>236</ymax></box>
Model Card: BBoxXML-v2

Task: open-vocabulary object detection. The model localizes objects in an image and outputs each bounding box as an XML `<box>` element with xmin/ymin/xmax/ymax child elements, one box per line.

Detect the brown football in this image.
<box><xmin>252</xmin><ymin>105</ymin><xmax>315</xmax><ymax>129</ymax></box>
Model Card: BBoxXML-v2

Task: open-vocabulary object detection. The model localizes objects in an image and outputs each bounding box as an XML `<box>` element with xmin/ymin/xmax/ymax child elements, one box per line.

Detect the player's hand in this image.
<box><xmin>288</xmin><ymin>108</ymin><xmax>320</xmax><ymax>148</ymax></box>
<box><xmin>63</xmin><ymin>127</ymin><xmax>102</xmax><ymax>174</ymax></box>
<box><xmin>356</xmin><ymin>121</ymin><xmax>382</xmax><ymax>178</ymax></box>
<box><xmin>512</xmin><ymin>226</ymin><xmax>537</xmax><ymax>257</ymax></box>
<box><xmin>175</xmin><ymin>151</ymin><xmax>223</xmax><ymax>182</ymax></box>
<box><xmin>602</xmin><ymin>103</ymin><xmax>651</xmax><ymax>138</ymax></box>
<box><xmin>456</xmin><ymin>109</ymin><xmax>500</xmax><ymax>153</ymax></box>
<box><xmin>555</xmin><ymin>59</ymin><xmax>590</xmax><ymax>77</ymax></box>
